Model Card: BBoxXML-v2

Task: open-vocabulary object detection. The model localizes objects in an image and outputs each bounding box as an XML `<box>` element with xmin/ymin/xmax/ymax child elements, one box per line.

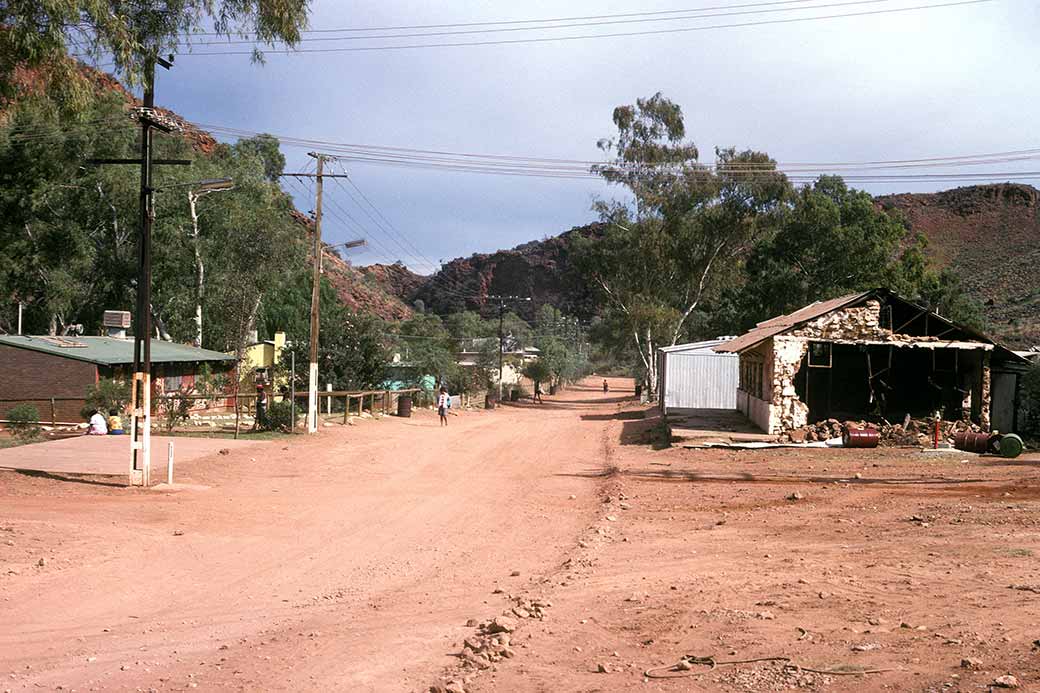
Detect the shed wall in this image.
<box><xmin>661</xmin><ymin>352</ymin><xmax>738</xmax><ymax>411</ymax></box>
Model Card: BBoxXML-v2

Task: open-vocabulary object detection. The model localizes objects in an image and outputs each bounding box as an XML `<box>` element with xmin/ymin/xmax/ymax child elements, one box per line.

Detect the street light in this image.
<box><xmin>185</xmin><ymin>178</ymin><xmax>235</xmax><ymax>348</ymax></box>
<box><xmin>320</xmin><ymin>238</ymin><xmax>367</xmax><ymax>272</ymax></box>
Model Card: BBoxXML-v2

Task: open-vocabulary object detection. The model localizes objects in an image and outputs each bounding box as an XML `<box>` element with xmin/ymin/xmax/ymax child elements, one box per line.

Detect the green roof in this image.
<box><xmin>0</xmin><ymin>335</ymin><xmax>236</xmax><ymax>366</ymax></box>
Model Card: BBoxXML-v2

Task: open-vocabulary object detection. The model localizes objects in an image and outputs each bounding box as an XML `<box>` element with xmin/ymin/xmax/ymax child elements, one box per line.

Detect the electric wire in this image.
<box><xmin>180</xmin><ymin>0</ymin><xmax>902</xmax><ymax>46</ymax></box>
<box><xmin>180</xmin><ymin>1</ymin><xmax>993</xmax><ymax>55</ymax></box>
<box><xmin>183</xmin><ymin>0</ymin><xmax>830</xmax><ymax>35</ymax></box>
<box><xmin>331</xmin><ymin>162</ymin><xmax>452</xmax><ymax>281</ymax></box>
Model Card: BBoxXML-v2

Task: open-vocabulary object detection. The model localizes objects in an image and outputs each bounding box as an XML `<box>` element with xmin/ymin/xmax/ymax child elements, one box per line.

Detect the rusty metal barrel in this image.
<box><xmin>843</xmin><ymin>427</ymin><xmax>880</xmax><ymax>448</ymax></box>
<box><xmin>953</xmin><ymin>431</ymin><xmax>997</xmax><ymax>454</ymax></box>
<box><xmin>397</xmin><ymin>394</ymin><xmax>412</xmax><ymax>418</ymax></box>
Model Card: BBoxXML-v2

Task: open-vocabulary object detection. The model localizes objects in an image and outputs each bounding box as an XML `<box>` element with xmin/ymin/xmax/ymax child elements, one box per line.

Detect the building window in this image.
<box><xmin>741</xmin><ymin>358</ymin><xmax>766</xmax><ymax>400</ymax></box>
<box><xmin>808</xmin><ymin>342</ymin><xmax>832</xmax><ymax>368</ymax></box>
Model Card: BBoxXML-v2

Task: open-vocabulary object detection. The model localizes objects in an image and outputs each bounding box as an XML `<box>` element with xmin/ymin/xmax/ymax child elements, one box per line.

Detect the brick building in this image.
<box><xmin>0</xmin><ymin>335</ymin><xmax>236</xmax><ymax>424</ymax></box>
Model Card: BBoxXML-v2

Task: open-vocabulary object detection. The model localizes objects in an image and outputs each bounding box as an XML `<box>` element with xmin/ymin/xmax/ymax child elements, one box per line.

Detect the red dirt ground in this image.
<box><xmin>2</xmin><ymin>378</ymin><xmax>1039</xmax><ymax>692</ymax></box>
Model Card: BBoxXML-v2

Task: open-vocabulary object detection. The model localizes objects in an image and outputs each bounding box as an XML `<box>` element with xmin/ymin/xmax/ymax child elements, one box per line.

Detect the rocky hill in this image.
<box><xmin>358</xmin><ymin>263</ymin><xmax>426</xmax><ymax>304</ymax></box>
<box><xmin>398</xmin><ymin>223</ymin><xmax>605</xmax><ymax>322</ymax></box>
<box><xmin>877</xmin><ymin>184</ymin><xmax>1040</xmax><ymax>347</ymax></box>
<box><xmin>288</xmin><ymin>213</ymin><xmax>413</xmax><ymax>321</ymax></box>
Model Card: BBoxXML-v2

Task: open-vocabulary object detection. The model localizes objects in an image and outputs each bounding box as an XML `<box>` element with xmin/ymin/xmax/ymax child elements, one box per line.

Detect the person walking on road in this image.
<box><xmin>533</xmin><ymin>381</ymin><xmax>543</xmax><ymax>404</ymax></box>
<box><xmin>603</xmin><ymin>379</ymin><xmax>609</xmax><ymax>394</ymax></box>
<box><xmin>437</xmin><ymin>387</ymin><xmax>450</xmax><ymax>427</ymax></box>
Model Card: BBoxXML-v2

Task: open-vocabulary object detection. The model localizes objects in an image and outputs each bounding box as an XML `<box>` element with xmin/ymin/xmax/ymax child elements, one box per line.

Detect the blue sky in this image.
<box><xmin>140</xmin><ymin>0</ymin><xmax>1038</xmax><ymax>274</ymax></box>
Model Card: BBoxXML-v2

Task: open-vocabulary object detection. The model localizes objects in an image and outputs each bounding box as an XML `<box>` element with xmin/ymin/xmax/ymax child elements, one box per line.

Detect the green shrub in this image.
<box><xmin>6</xmin><ymin>404</ymin><xmax>41</xmax><ymax>441</ymax></box>
<box><xmin>157</xmin><ymin>393</ymin><xmax>191</xmax><ymax>432</ymax></box>
<box><xmin>266</xmin><ymin>400</ymin><xmax>297</xmax><ymax>433</ymax></box>
<box><xmin>82</xmin><ymin>378</ymin><xmax>131</xmax><ymax>420</ymax></box>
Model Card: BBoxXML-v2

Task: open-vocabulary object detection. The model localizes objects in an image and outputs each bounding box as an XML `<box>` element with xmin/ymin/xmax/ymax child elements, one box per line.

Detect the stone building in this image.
<box><xmin>715</xmin><ymin>289</ymin><xmax>1029</xmax><ymax>435</ymax></box>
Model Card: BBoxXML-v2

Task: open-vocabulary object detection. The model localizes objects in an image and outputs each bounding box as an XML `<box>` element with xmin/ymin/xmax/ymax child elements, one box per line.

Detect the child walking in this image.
<box><xmin>437</xmin><ymin>387</ymin><xmax>450</xmax><ymax>427</ymax></box>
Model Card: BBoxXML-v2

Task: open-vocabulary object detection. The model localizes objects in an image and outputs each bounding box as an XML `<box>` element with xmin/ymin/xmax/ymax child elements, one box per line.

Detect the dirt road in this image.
<box><xmin>4</xmin><ymin>379</ymin><xmax>1040</xmax><ymax>692</ymax></box>
<box><xmin>0</xmin><ymin>380</ymin><xmax>628</xmax><ymax>692</ymax></box>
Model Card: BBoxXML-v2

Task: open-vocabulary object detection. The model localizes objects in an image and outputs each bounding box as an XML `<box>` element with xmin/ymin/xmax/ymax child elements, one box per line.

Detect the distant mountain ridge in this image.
<box><xmin>877</xmin><ymin>183</ymin><xmax>1040</xmax><ymax>347</ymax></box>
<box><xmin>361</xmin><ymin>185</ymin><xmax>1039</xmax><ymax>348</ymax></box>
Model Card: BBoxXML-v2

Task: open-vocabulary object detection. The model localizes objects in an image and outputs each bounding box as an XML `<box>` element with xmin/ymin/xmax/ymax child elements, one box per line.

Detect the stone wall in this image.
<box><xmin>790</xmin><ymin>300</ymin><xmax>889</xmax><ymax>341</ymax></box>
<box><xmin>769</xmin><ymin>337</ymin><xmax>809</xmax><ymax>434</ymax></box>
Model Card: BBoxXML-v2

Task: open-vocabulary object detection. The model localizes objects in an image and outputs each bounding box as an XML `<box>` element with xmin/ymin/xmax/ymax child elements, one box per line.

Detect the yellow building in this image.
<box><xmin>242</xmin><ymin>331</ymin><xmax>287</xmax><ymax>385</ymax></box>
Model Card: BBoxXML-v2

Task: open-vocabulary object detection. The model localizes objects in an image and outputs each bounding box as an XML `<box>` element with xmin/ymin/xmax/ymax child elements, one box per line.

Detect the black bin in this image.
<box><xmin>397</xmin><ymin>395</ymin><xmax>413</xmax><ymax>417</ymax></box>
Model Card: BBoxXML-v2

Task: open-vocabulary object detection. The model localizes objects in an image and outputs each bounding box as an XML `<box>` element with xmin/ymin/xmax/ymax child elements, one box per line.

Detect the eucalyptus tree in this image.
<box><xmin>575</xmin><ymin>93</ymin><xmax>790</xmax><ymax>395</ymax></box>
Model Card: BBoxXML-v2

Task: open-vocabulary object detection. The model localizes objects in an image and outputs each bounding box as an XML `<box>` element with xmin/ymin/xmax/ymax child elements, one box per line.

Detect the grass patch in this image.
<box><xmin>1005</xmin><ymin>548</ymin><xmax>1034</xmax><ymax>558</ymax></box>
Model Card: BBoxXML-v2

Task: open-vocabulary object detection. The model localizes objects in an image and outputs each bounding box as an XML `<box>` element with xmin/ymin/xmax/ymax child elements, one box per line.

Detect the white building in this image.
<box><xmin>657</xmin><ymin>338</ymin><xmax>739</xmax><ymax>414</ymax></box>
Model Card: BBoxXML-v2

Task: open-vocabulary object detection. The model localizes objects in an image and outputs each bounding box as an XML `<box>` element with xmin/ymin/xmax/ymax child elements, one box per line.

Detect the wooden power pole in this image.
<box><xmin>288</xmin><ymin>157</ymin><xmax>365</xmax><ymax>433</ymax></box>
<box><xmin>306</xmin><ymin>152</ymin><xmax>326</xmax><ymax>433</ymax></box>
<box><xmin>488</xmin><ymin>295</ymin><xmax>530</xmax><ymax>399</ymax></box>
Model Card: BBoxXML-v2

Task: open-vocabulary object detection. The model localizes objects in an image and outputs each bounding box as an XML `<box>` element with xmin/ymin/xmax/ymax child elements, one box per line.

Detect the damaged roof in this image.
<box><xmin>715</xmin><ymin>288</ymin><xmax>1028</xmax><ymax>363</ymax></box>
<box><xmin>715</xmin><ymin>291</ymin><xmax>872</xmax><ymax>353</ymax></box>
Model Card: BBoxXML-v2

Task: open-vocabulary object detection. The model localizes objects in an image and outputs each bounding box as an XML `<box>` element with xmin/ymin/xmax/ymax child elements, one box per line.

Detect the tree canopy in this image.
<box><xmin>1</xmin><ymin>1</ymin><xmax>310</xmax><ymax>105</ymax></box>
<box><xmin>577</xmin><ymin>93</ymin><xmax>985</xmax><ymax>394</ymax></box>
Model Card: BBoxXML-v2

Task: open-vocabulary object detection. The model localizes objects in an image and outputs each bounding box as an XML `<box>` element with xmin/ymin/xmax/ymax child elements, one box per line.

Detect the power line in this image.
<box><xmin>184</xmin><ymin>0</ymin><xmax>828</xmax><ymax>35</ymax></box>
<box><xmin>193</xmin><ymin>120</ymin><xmax>1040</xmax><ymax>177</ymax></box>
<box><xmin>181</xmin><ymin>0</ymin><xmax>900</xmax><ymax>46</ymax></box>
<box><xmin>182</xmin><ymin>1</ymin><xmax>993</xmax><ymax>55</ymax></box>
<box><xmin>287</xmin><ymin>173</ymin><xmax>478</xmax><ymax>300</ymax></box>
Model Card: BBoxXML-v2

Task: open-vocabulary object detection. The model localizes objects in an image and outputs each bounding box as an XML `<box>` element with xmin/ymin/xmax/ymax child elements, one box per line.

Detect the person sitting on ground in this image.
<box><xmin>106</xmin><ymin>409</ymin><xmax>124</xmax><ymax>435</ymax></box>
<box><xmin>437</xmin><ymin>387</ymin><xmax>450</xmax><ymax>427</ymax></box>
<box><xmin>87</xmin><ymin>409</ymin><xmax>108</xmax><ymax>436</ymax></box>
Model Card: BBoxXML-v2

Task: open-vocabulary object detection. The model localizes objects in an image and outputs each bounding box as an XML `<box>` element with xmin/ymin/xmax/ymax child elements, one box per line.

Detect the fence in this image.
<box><xmin>0</xmin><ymin>397</ymin><xmax>85</xmax><ymax>426</ymax></box>
<box><xmin>153</xmin><ymin>388</ymin><xmax>424</xmax><ymax>429</ymax></box>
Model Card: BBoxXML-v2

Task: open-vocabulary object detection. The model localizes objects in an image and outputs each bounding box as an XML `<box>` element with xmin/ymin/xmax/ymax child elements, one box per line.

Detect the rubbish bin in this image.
<box><xmin>635</xmin><ymin>384</ymin><xmax>643</xmax><ymax>400</ymax></box>
<box><xmin>485</xmin><ymin>394</ymin><xmax>496</xmax><ymax>409</ymax></box>
<box><xmin>397</xmin><ymin>395</ymin><xmax>413</xmax><ymax>418</ymax></box>
<box><xmin>510</xmin><ymin>389</ymin><xmax>520</xmax><ymax>402</ymax></box>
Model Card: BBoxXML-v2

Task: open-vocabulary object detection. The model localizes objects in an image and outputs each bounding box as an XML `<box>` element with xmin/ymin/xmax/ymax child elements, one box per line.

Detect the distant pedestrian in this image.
<box><xmin>87</xmin><ymin>409</ymin><xmax>108</xmax><ymax>436</ymax></box>
<box><xmin>254</xmin><ymin>384</ymin><xmax>268</xmax><ymax>431</ymax></box>
<box><xmin>603</xmin><ymin>379</ymin><xmax>609</xmax><ymax>394</ymax></box>
<box><xmin>533</xmin><ymin>381</ymin><xmax>543</xmax><ymax>404</ymax></box>
<box><xmin>437</xmin><ymin>387</ymin><xmax>450</xmax><ymax>426</ymax></box>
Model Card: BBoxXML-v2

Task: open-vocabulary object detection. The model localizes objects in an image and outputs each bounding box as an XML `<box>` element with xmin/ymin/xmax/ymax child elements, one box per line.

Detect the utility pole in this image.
<box><xmin>488</xmin><ymin>295</ymin><xmax>530</xmax><ymax>399</ymax></box>
<box><xmin>307</xmin><ymin>152</ymin><xmax>326</xmax><ymax>434</ymax></box>
<box><xmin>281</xmin><ymin>159</ymin><xmax>366</xmax><ymax>433</ymax></box>
<box><xmin>87</xmin><ymin>54</ymin><xmax>188</xmax><ymax>486</ymax></box>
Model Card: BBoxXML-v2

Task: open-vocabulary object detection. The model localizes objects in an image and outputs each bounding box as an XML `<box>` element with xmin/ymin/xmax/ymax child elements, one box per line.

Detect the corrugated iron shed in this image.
<box><xmin>0</xmin><ymin>335</ymin><xmax>236</xmax><ymax>366</ymax></box>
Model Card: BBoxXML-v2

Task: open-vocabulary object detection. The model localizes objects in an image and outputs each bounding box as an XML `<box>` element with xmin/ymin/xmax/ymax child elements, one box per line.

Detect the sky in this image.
<box><xmin>135</xmin><ymin>0</ymin><xmax>1039</xmax><ymax>274</ymax></box>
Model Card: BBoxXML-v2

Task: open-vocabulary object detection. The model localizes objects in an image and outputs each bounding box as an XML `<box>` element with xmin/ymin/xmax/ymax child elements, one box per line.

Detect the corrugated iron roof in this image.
<box><xmin>714</xmin><ymin>291</ymin><xmax>874</xmax><ymax>353</ymax></box>
<box><xmin>660</xmin><ymin>338</ymin><xmax>737</xmax><ymax>354</ymax></box>
<box><xmin>0</xmin><ymin>335</ymin><xmax>237</xmax><ymax>366</ymax></box>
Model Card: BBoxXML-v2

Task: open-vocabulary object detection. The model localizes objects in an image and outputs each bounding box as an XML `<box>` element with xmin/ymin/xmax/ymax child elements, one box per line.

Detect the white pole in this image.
<box><xmin>326</xmin><ymin>383</ymin><xmax>332</xmax><ymax>415</ymax></box>
<box><xmin>308</xmin><ymin>363</ymin><xmax>318</xmax><ymax>433</ymax></box>
<box><xmin>167</xmin><ymin>441</ymin><xmax>174</xmax><ymax>485</ymax></box>
<box><xmin>17</xmin><ymin>302</ymin><xmax>23</xmax><ymax>335</ymax></box>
